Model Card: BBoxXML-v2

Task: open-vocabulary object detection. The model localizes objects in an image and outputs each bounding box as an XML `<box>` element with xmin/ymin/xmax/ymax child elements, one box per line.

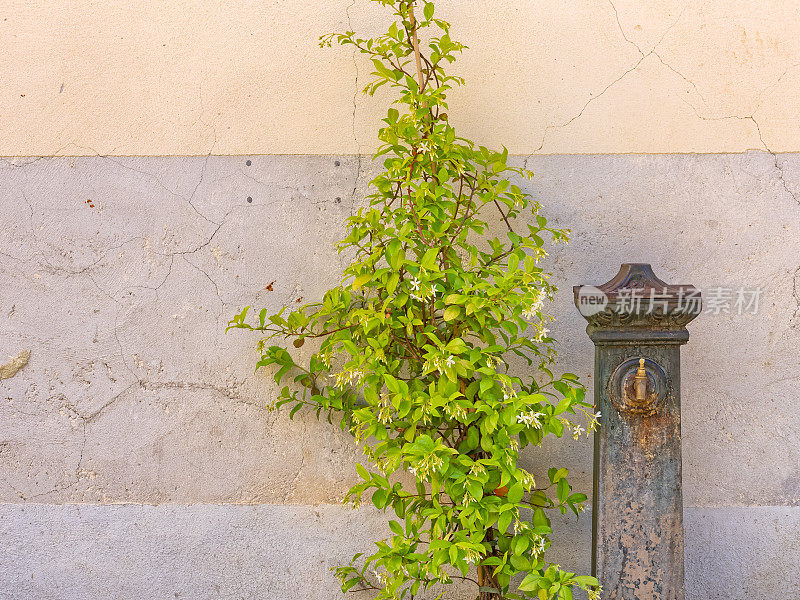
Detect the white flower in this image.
<box><xmin>516</xmin><ymin>411</ymin><xmax>542</xmax><ymax>428</ymax></box>
<box><xmin>432</xmin><ymin>356</ymin><xmax>444</xmax><ymax>375</ymax></box>
<box><xmin>464</xmin><ymin>548</ymin><xmax>482</xmax><ymax>564</ymax></box>
<box><xmin>377</xmin><ymin>406</ymin><xmax>393</xmax><ymax>425</ymax></box>
<box><xmin>519</xmin><ymin>469</ymin><xmax>536</xmax><ymax>488</ymax></box>
<box><xmin>444</xmin><ymin>403</ymin><xmax>467</xmax><ymax>420</ymax></box>
<box><xmin>572</xmin><ymin>424</ymin><xmax>585</xmax><ymax>440</ymax></box>
<box><xmin>445</xmin><ymin>355</ymin><xmax>455</xmax><ymax>368</ymax></box>
<box><xmin>532</xmin><ymin>326</ymin><xmax>549</xmax><ymax>343</ymax></box>
<box><xmin>521</xmin><ymin>295</ymin><xmax>544</xmax><ymax>320</ymax></box>
<box><xmin>531</xmin><ymin>536</ymin><xmax>547</xmax><ymax>555</ymax></box>
<box><xmin>469</xmin><ymin>462</ymin><xmax>486</xmax><ymax>477</ymax></box>
<box><xmin>409</xmin><ymin>277</ymin><xmax>421</xmax><ymax>291</ymax></box>
<box><xmin>410</xmin><ymin>293</ymin><xmax>421</xmax><ymax>301</ymax></box>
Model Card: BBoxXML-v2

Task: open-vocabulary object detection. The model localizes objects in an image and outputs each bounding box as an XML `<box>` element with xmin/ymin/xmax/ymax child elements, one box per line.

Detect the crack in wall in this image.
<box><xmin>180</xmin><ymin>254</ymin><xmax>226</xmax><ymax>323</ymax></box>
<box><xmin>682</xmin><ymin>106</ymin><xmax>800</xmax><ymax>205</ymax></box>
<box><xmin>524</xmin><ymin>1</ymin><xmax>690</xmax><ymax>166</ymax></box>
<box><xmin>0</xmin><ymin>155</ymin><xmax>354</xmax><ymax>504</ymax></box>
<box><xmin>522</xmin><ymin>1</ymin><xmax>800</xmax><ymax>210</ymax></box>
<box><xmin>21</xmin><ymin>418</ymin><xmax>88</xmax><ymax>502</ymax></box>
<box><xmin>792</xmin><ymin>266</ymin><xmax>800</xmax><ymax>328</ymax></box>
<box><xmin>282</xmin><ymin>436</ymin><xmax>308</xmax><ymax>504</ymax></box>
<box><xmin>8</xmin><ymin>153</ymin><xmax>229</xmax><ymax>287</ymax></box>
<box><xmin>0</xmin><ymin>144</ymin><xmax>73</xmax><ymax>169</ymax></box>
<box><xmin>137</xmin><ymin>379</ymin><xmax>245</xmax><ymax>402</ymax></box>
<box><xmin>44</xmin><ymin>141</ymin><xmax>222</xmax><ymax>227</ymax></box>
<box><xmin>83</xmin><ymin>382</ymin><xmax>139</xmax><ymax>424</ymax></box>
<box><xmin>346</xmin><ymin>0</ymin><xmax>364</xmax><ymax>219</ymax></box>
<box><xmin>186</xmin><ymin>151</ymin><xmax>218</xmax><ymax>226</ymax></box>
<box><xmin>3</xmin><ymin>368</ymin><xmax>253</xmax><ymax>501</ymax></box>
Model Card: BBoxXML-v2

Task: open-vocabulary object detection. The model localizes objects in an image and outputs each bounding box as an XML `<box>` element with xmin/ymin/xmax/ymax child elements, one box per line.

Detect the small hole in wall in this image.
<box><xmin>246</xmin><ymin>160</ymin><xmax>252</xmax><ymax>166</ymax></box>
<box><xmin>335</xmin><ymin>160</ymin><xmax>341</xmax><ymax>166</ymax></box>
<box><xmin>336</xmin><ymin>197</ymin><xmax>342</xmax><ymax>204</ymax></box>
<box><xmin>247</xmin><ymin>197</ymin><xmax>253</xmax><ymax>203</ymax></box>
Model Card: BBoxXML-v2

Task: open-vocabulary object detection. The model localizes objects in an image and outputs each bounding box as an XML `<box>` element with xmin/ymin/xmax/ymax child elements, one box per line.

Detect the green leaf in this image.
<box><xmin>387</xmin><ymin>272</ymin><xmax>399</xmax><ymax>295</ymax></box>
<box><xmin>458</xmin><ymin>427</ymin><xmax>479</xmax><ymax>453</ymax></box>
<box><xmin>289</xmin><ymin>402</ymin><xmax>303</xmax><ymax>419</ymax></box>
<box><xmin>532</xmin><ymin>508</ymin><xmax>550</xmax><ymax>530</ymax></box>
<box><xmin>445</xmin><ymin>338</ymin><xmax>467</xmax><ymax>354</ymax></box>
<box><xmin>388</xmin><ymin>244</ymin><xmax>405</xmax><ymax>271</ymax></box>
<box><xmin>500</xmin><ymin>320</ymin><xmax>518</xmax><ymax>336</ymax></box>
<box><xmin>519</xmin><ymin>573</ymin><xmax>542</xmax><ymax>592</ymax></box>
<box><xmin>507</xmin><ymin>482</ymin><xmax>524</xmax><ymax>504</ymax></box>
<box><xmin>372</xmin><ymin>488</ymin><xmax>388</xmax><ymax>509</ymax></box>
<box><xmin>420</xmin><ymin>247</ymin><xmax>438</xmax><ymax>270</ymax></box>
<box><xmin>498</xmin><ymin>510</ymin><xmax>512</xmax><ymax>533</ymax></box>
<box><xmin>353</xmin><ymin>273</ymin><xmax>372</xmax><ymax>290</ymax></box>
<box><xmin>384</xmin><ymin>374</ymin><xmax>399</xmax><ymax>393</ymax></box>
<box><xmin>554</xmin><ymin>396</ymin><xmax>572</xmax><ymax>415</ymax></box>
<box><xmin>342</xmin><ymin>578</ymin><xmax>361</xmax><ymax>592</ymax></box>
<box><xmin>557</xmin><ymin>478</ymin><xmax>570</xmax><ymax>503</ymax></box>
<box><xmin>423</xmin><ymin>2</ymin><xmax>434</xmax><ymax>20</ymax></box>
<box><xmin>443</xmin><ymin>305</ymin><xmax>460</xmax><ymax>321</ymax></box>
<box><xmin>372</xmin><ymin>58</ymin><xmax>397</xmax><ymax>81</ymax></box>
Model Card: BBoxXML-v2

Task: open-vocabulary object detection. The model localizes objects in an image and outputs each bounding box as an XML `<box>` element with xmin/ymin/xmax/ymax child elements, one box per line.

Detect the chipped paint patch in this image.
<box><xmin>0</xmin><ymin>350</ymin><xmax>30</xmax><ymax>380</ymax></box>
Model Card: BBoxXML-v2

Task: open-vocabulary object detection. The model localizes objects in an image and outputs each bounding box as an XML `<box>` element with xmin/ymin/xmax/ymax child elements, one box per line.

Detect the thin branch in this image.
<box><xmin>407</xmin><ymin>2</ymin><xmax>426</xmax><ymax>90</ymax></box>
<box><xmin>492</xmin><ymin>199</ymin><xmax>515</xmax><ymax>234</ymax></box>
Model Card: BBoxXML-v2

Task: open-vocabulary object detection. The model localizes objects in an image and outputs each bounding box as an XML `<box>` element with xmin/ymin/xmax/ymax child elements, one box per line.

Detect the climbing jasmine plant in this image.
<box><xmin>228</xmin><ymin>1</ymin><xmax>600</xmax><ymax>599</ymax></box>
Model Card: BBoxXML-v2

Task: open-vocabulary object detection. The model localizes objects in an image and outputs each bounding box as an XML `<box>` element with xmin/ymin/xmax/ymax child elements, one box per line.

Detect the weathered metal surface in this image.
<box><xmin>574</xmin><ymin>264</ymin><xmax>701</xmax><ymax>600</ymax></box>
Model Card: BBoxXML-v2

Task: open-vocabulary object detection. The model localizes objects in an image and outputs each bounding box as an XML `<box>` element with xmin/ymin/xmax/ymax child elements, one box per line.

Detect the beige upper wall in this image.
<box><xmin>1</xmin><ymin>0</ymin><xmax>799</xmax><ymax>156</ymax></box>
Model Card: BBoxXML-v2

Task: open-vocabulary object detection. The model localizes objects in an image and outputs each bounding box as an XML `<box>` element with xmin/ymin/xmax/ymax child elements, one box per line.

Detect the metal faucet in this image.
<box><xmin>634</xmin><ymin>358</ymin><xmax>648</xmax><ymax>403</ymax></box>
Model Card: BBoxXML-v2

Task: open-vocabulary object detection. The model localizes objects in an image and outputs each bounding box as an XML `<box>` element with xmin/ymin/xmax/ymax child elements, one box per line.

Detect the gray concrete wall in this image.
<box><xmin>0</xmin><ymin>154</ymin><xmax>798</xmax><ymax>598</ymax></box>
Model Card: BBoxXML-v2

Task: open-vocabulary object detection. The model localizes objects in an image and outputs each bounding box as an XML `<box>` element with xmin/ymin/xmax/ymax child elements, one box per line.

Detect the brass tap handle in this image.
<box><xmin>634</xmin><ymin>358</ymin><xmax>649</xmax><ymax>403</ymax></box>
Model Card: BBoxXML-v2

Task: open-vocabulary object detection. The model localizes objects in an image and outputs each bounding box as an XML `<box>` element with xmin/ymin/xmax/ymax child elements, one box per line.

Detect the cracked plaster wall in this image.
<box><xmin>3</xmin><ymin>0</ymin><xmax>800</xmax><ymax>156</ymax></box>
<box><xmin>0</xmin><ymin>153</ymin><xmax>799</xmax><ymax>597</ymax></box>
<box><xmin>2</xmin><ymin>0</ymin><xmax>800</xmax><ymax>597</ymax></box>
